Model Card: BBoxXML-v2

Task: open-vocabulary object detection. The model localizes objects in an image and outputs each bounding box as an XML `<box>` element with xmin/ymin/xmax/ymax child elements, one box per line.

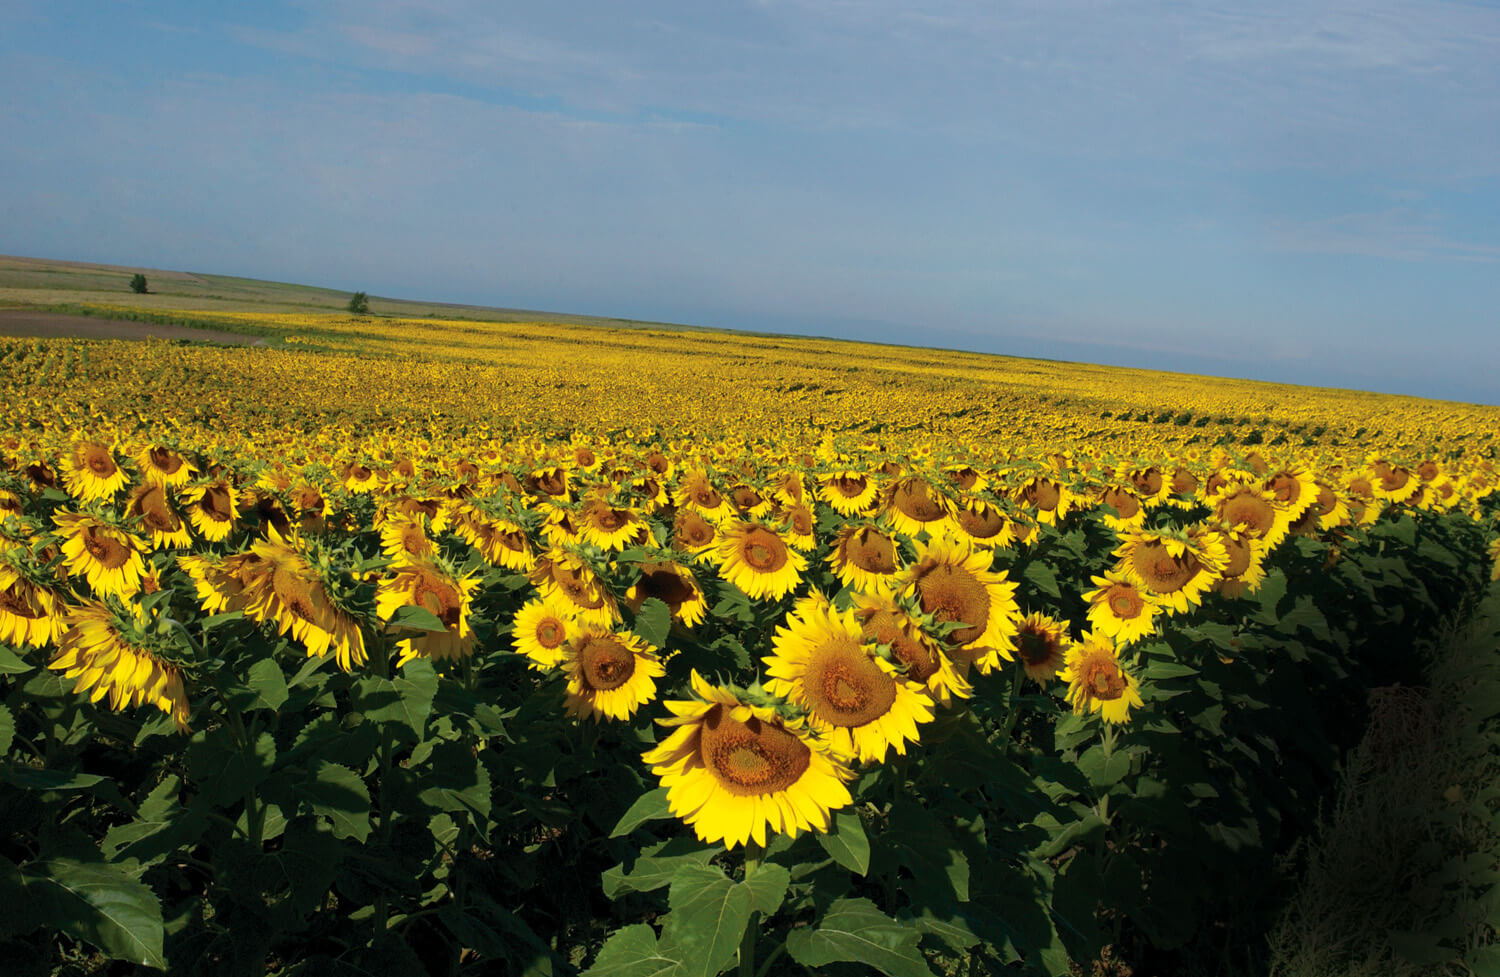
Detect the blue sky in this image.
<box><xmin>3</xmin><ymin>1</ymin><xmax>1498</xmax><ymax>403</ymax></box>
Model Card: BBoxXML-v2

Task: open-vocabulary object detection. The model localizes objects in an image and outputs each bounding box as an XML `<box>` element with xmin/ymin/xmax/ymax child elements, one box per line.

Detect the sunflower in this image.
<box><xmin>561</xmin><ymin>625</ymin><xmax>665</xmax><ymax>721</ymax></box>
<box><xmin>900</xmin><ymin>536</ymin><xmax>1019</xmax><ymax>673</ymax></box>
<box><xmin>642</xmin><ymin>670</ymin><xmax>854</xmax><ymax>849</ymax></box>
<box><xmin>136</xmin><ymin>444</ymin><xmax>197</xmax><ymax>489</ymax></box>
<box><xmin>1214</xmin><ymin>526</ymin><xmax>1268</xmax><ymax>599</ymax></box>
<box><xmin>376</xmin><ymin>560</ymin><xmax>479</xmax><ymax>667</ymax></box>
<box><xmin>1096</xmin><ymin>486</ymin><xmax>1146</xmax><ymax>532</ymax></box>
<box><xmin>1211</xmin><ymin>482</ymin><xmax>1290</xmax><ymax>549</ymax></box>
<box><xmin>851</xmin><ymin>591</ymin><xmax>970</xmax><ymax>705</ymax></box>
<box><xmin>626</xmin><ymin>560</ymin><xmax>708</xmax><ymax>628</ymax></box>
<box><xmin>1265</xmin><ymin>466</ymin><xmax>1319</xmax><ymax>522</ymax></box>
<box><xmin>778</xmin><ymin>503</ymin><xmax>818</xmax><ymax>551</ymax></box>
<box><xmin>455</xmin><ymin>507</ymin><xmax>535</xmax><ymax>572</ymax></box>
<box><xmin>0</xmin><ymin>488</ymin><xmax>22</xmax><ymax>523</ymax></box>
<box><xmin>770</xmin><ymin>470</ymin><xmax>809</xmax><ymax>508</ymax></box>
<box><xmin>828</xmin><ymin>523</ymin><xmax>902</xmax><ymax>592</ymax></box>
<box><xmin>379</xmin><ymin>515</ymin><xmax>437</xmax><ymax>567</ymax></box>
<box><xmin>49</xmin><ymin>600</ymin><xmax>191</xmax><ymax>731</ymax></box>
<box><xmin>1059</xmin><ymin>633</ymin><xmax>1144</xmax><ymax>725</ymax></box>
<box><xmin>728</xmin><ymin>484</ymin><xmax>774</xmax><ymax>519</ymax></box>
<box><xmin>512</xmin><ymin>598</ymin><xmax>573</xmax><ymax>669</ymax></box>
<box><xmin>1371</xmin><ymin>463</ymin><xmax>1420</xmax><ymax>504</ymax></box>
<box><xmin>1129</xmin><ymin>467</ymin><xmax>1170</xmax><ymax>503</ymax></box>
<box><xmin>290</xmin><ymin>484</ymin><xmax>333</xmax><ymax>533</ymax></box>
<box><xmin>1113</xmin><ymin>528</ymin><xmax>1227</xmax><ymax>615</ymax></box>
<box><xmin>1081</xmin><ymin>571</ymin><xmax>1162</xmax><ymax>644</ymax></box>
<box><xmin>672</xmin><ymin>507</ymin><xmax>720</xmax><ymax>562</ymax></box>
<box><xmin>539</xmin><ymin>503</ymin><xmax>582</xmax><ymax>548</ymax></box>
<box><xmin>0</xmin><ymin>549</ymin><xmax>69</xmax><ymax>648</ymax></box>
<box><xmin>1014</xmin><ymin>612</ymin><xmax>1069</xmax><ymax>684</ymax></box>
<box><xmin>178</xmin><ymin>552</ymin><xmax>254</xmax><ymax>615</ymax></box>
<box><xmin>716</xmin><ymin>521</ymin><xmax>806</xmax><ymax>601</ymax></box>
<box><xmin>765</xmin><ymin>596</ymin><xmax>933</xmax><ymax>763</ymax></box>
<box><xmin>343</xmin><ymin>463</ymin><xmax>381</xmax><ymax>494</ymax></box>
<box><xmin>675</xmin><ymin>470</ymin><xmax>733</xmax><ymax>522</ymax></box>
<box><xmin>524</xmin><ymin>466</ymin><xmax>571</xmax><ymax>500</ymax></box>
<box><xmin>883</xmin><ymin>476</ymin><xmax>954</xmax><ymax>537</ymax></box>
<box><xmin>182</xmin><ymin>479</ymin><xmax>239</xmax><ymax>543</ymax></box>
<box><xmin>125</xmin><ymin>483</ymin><xmax>193</xmax><ymax>549</ymax></box>
<box><xmin>54</xmin><ymin>511</ymin><xmax>148</xmax><ymax>598</ymax></box>
<box><xmin>530</xmin><ymin>549</ymin><xmax>621</xmax><ymax>626</ymax></box>
<box><xmin>949</xmin><ymin>499</ymin><xmax>1015</xmax><ymax>550</ymax></box>
<box><xmin>818</xmin><ymin>472</ymin><xmax>880</xmax><ymax>517</ymax></box>
<box><xmin>941</xmin><ymin>464</ymin><xmax>988</xmax><ymax>492</ymax></box>
<box><xmin>63</xmin><ymin>442</ymin><xmax>129</xmax><ymax>503</ymax></box>
<box><xmin>578</xmin><ymin>498</ymin><xmax>652</xmax><ymax>551</ymax></box>
<box><xmin>239</xmin><ymin>537</ymin><xmax>367</xmax><ymax>671</ymax></box>
<box><xmin>384</xmin><ymin>495</ymin><xmax>451</xmax><ymax>533</ymax></box>
<box><xmin>1015</xmin><ymin>475</ymin><xmax>1072</xmax><ymax>526</ymax></box>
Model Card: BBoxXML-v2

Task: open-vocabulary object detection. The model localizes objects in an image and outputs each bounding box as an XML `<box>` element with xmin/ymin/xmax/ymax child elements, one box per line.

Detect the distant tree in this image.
<box><xmin>347</xmin><ymin>291</ymin><xmax>370</xmax><ymax>315</ymax></box>
<box><xmin>129</xmin><ymin>274</ymin><xmax>149</xmax><ymax>294</ymax></box>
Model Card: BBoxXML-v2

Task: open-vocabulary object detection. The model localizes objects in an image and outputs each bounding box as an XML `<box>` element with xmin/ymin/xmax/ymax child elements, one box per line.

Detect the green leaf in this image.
<box><xmin>742</xmin><ymin>862</ymin><xmax>790</xmax><ymax>916</ymax></box>
<box><xmin>610</xmin><ymin>787</ymin><xmax>673</xmax><ymax>838</ymax></box>
<box><xmin>634</xmin><ymin>597</ymin><xmax>671</xmax><ymax>650</ymax></box>
<box><xmin>2</xmin><ymin>765</ymin><xmax>106</xmax><ymax>791</ymax></box>
<box><xmin>1077</xmin><ymin>747</ymin><xmax>1131</xmax><ymax>790</ymax></box>
<box><xmin>816</xmin><ymin>810</ymin><xmax>871</xmax><ymax>876</ymax></box>
<box><xmin>293</xmin><ymin>760</ymin><xmax>372</xmax><ymax>842</ymax></box>
<box><xmin>910</xmin><ymin>909</ymin><xmax>981</xmax><ymax>953</ymax></box>
<box><xmin>356</xmin><ymin>658</ymin><xmax>438</xmax><ymax>739</ymax></box>
<box><xmin>0</xmin><ymin>704</ymin><xmax>12</xmax><ymax>756</ymax></box>
<box><xmin>1250</xmin><ymin>570</ymin><xmax>1287</xmax><ymax>624</ymax></box>
<box><xmin>417</xmin><ymin>741</ymin><xmax>492</xmax><ymax>823</ymax></box>
<box><xmin>186</xmin><ymin>729</ymin><xmax>276</xmax><ymax>808</ymax></box>
<box><xmin>200</xmin><ymin>610</ymin><xmax>244</xmax><ymax>631</ymax></box>
<box><xmin>602</xmin><ymin>837</ymin><xmax>717</xmax><ymax>898</ymax></box>
<box><xmin>583</xmin><ymin>924</ymin><xmax>679</xmax><ymax>977</ymax></box>
<box><xmin>244</xmin><ymin>658</ymin><xmax>289</xmax><ymax>713</ymax></box>
<box><xmin>660</xmin><ymin>864</ymin><xmax>753</xmax><ymax>977</ymax></box>
<box><xmin>389</xmin><ymin>604</ymin><xmax>450</xmax><ymax>632</ymax></box>
<box><xmin>786</xmin><ymin>896</ymin><xmax>936</xmax><ymax>977</ymax></box>
<box><xmin>1144</xmin><ymin>660</ymin><xmax>1198</xmax><ymax>680</ymax></box>
<box><xmin>20</xmin><ymin>858</ymin><xmax>165</xmax><ymax>969</ymax></box>
<box><xmin>0</xmin><ymin>645</ymin><xmax>35</xmax><ymax>674</ymax></box>
<box><xmin>101</xmin><ymin>776</ymin><xmax>207</xmax><ymax>867</ymax></box>
<box><xmin>1023</xmin><ymin>562</ymin><xmax>1061</xmax><ymax>600</ymax></box>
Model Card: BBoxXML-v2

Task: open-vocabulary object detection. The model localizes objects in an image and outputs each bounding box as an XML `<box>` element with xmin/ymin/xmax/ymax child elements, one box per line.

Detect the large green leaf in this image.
<box><xmin>583</xmin><ymin>924</ymin><xmax>679</xmax><ymax>977</ymax></box>
<box><xmin>21</xmin><ymin>857</ymin><xmax>166</xmax><ymax>969</ymax></box>
<box><xmin>659</xmin><ymin>864</ymin><xmax>753</xmax><ymax>977</ymax></box>
<box><xmin>244</xmin><ymin>657</ymin><xmax>289</xmax><ymax>712</ymax></box>
<box><xmin>0</xmin><ymin>644</ymin><xmax>34</xmax><ymax>674</ymax></box>
<box><xmin>0</xmin><ymin>704</ymin><xmax>12</xmax><ymax>756</ymax></box>
<box><xmin>101</xmin><ymin>776</ymin><xmax>207</xmax><ymax>868</ymax></box>
<box><xmin>786</xmin><ymin>896</ymin><xmax>935</xmax><ymax>977</ymax></box>
<box><xmin>741</xmin><ymin>862</ymin><xmax>790</xmax><ymax>916</ymax></box>
<box><xmin>816</xmin><ymin>810</ymin><xmax>870</xmax><ymax>876</ymax></box>
<box><xmin>602</xmin><ymin>837</ymin><xmax>717</xmax><ymax>898</ymax></box>
<box><xmin>355</xmin><ymin>658</ymin><xmax>437</xmax><ymax>740</ymax></box>
<box><xmin>292</xmin><ymin>760</ymin><xmax>372</xmax><ymax>841</ymax></box>
<box><xmin>634</xmin><ymin>597</ymin><xmax>672</xmax><ymax>650</ymax></box>
<box><xmin>610</xmin><ymin>786</ymin><xmax>673</xmax><ymax>837</ymax></box>
<box><xmin>389</xmin><ymin>604</ymin><xmax>450</xmax><ymax>632</ymax></box>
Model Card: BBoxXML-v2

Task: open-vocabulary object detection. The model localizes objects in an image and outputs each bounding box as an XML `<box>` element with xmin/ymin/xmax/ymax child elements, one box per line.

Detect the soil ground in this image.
<box><xmin>0</xmin><ymin>309</ymin><xmax>264</xmax><ymax>346</ymax></box>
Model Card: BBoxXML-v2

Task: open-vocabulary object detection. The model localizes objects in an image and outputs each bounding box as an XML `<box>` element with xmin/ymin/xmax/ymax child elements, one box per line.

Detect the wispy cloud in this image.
<box><xmin>1269</xmin><ymin>208</ymin><xmax>1500</xmax><ymax>262</ymax></box>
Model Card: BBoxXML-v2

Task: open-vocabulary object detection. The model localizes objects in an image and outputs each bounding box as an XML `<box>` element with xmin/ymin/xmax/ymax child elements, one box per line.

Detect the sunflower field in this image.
<box><xmin>0</xmin><ymin>310</ymin><xmax>1498</xmax><ymax>977</ymax></box>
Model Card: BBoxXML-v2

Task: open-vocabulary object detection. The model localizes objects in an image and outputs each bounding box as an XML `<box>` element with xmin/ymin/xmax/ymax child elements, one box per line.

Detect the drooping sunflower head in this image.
<box><xmin>642</xmin><ymin>670</ymin><xmax>854</xmax><ymax>849</ymax></box>
<box><xmin>626</xmin><ymin>559</ymin><xmax>707</xmax><ymax>628</ymax></box>
<box><xmin>529</xmin><ymin>549</ymin><xmax>621</xmax><ymax>625</ymax></box>
<box><xmin>1059</xmin><ymin>632</ymin><xmax>1144</xmax><ymax>725</ymax></box>
<box><xmin>778</xmin><ymin>503</ymin><xmax>817</xmax><ymax>551</ymax></box>
<box><xmin>882</xmin><ymin>476</ymin><xmax>955</xmax><ymax>537</ymax></box>
<box><xmin>49</xmin><ymin>599</ymin><xmax>192</xmax><ymax>731</ymax></box>
<box><xmin>578</xmin><ymin>497</ymin><xmax>650</xmax><ymax>552</ymax></box>
<box><xmin>561</xmin><ymin>625</ymin><xmax>665</xmax><ymax>722</ymax></box>
<box><xmin>674</xmin><ymin>469</ymin><xmax>731</xmax><ymax>520</ymax></box>
<box><xmin>1213</xmin><ymin>526</ymin><xmax>1268</xmax><ymax>599</ymax></box>
<box><xmin>900</xmin><ymin>535</ymin><xmax>1019</xmax><ymax>673</ymax></box>
<box><xmin>765</xmin><ymin>596</ymin><xmax>933</xmax><ymax>763</ymax></box>
<box><xmin>672</xmin><ymin>507</ymin><xmax>720</xmax><ymax>560</ymax></box>
<box><xmin>949</xmin><ymin>499</ymin><xmax>1015</xmax><ymax>549</ymax></box>
<box><xmin>1211</xmin><ymin>481</ymin><xmax>1288</xmax><ymax>547</ymax></box>
<box><xmin>376</xmin><ymin>560</ymin><xmax>478</xmax><ymax>667</ymax></box>
<box><xmin>1096</xmin><ymin>486</ymin><xmax>1146</xmax><ymax>532</ymax></box>
<box><xmin>828</xmin><ymin>523</ymin><xmax>902</xmax><ymax>593</ymax></box>
<box><xmin>818</xmin><ymin>471</ymin><xmax>880</xmax><ymax>517</ymax></box>
<box><xmin>851</xmin><ymin>591</ymin><xmax>970</xmax><ymax>706</ymax></box>
<box><xmin>182</xmin><ymin>479</ymin><xmax>239</xmax><ymax>543</ymax></box>
<box><xmin>53</xmin><ymin>510</ymin><xmax>148</xmax><ymax>599</ymax></box>
<box><xmin>125</xmin><ymin>482</ymin><xmax>192</xmax><ymax>549</ymax></box>
<box><xmin>379</xmin><ymin>515</ymin><xmax>437</xmax><ymax>567</ymax></box>
<box><xmin>64</xmin><ymin>441</ymin><xmax>129</xmax><ymax>503</ymax></box>
<box><xmin>715</xmin><ymin>521</ymin><xmax>807</xmax><ymax>601</ymax></box>
<box><xmin>1014</xmin><ymin>612</ymin><xmax>1069</xmax><ymax>683</ymax></box>
<box><xmin>1265</xmin><ymin>466</ymin><xmax>1318</xmax><ymax>520</ymax></box>
<box><xmin>1015</xmin><ymin>475</ymin><xmax>1071</xmax><ymax>526</ymax></box>
<box><xmin>137</xmin><ymin>444</ymin><xmax>197</xmax><ymax>488</ymax></box>
<box><xmin>0</xmin><ymin>548</ymin><xmax>69</xmax><ymax>649</ymax></box>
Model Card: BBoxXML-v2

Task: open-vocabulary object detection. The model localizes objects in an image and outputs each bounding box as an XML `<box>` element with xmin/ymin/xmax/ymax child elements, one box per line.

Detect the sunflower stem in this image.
<box><xmin>997</xmin><ymin>664</ymin><xmax>1028</xmax><ymax>752</ymax></box>
<box><xmin>739</xmin><ymin>842</ymin><xmax>763</xmax><ymax>977</ymax></box>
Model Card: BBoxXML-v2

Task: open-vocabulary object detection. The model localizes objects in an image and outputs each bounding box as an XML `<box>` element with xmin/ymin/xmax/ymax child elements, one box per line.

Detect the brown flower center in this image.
<box><xmin>412</xmin><ymin>570</ymin><xmax>462</xmax><ymax>629</ymax></box>
<box><xmin>535</xmin><ymin>617</ymin><xmax>566</xmax><ymax>649</ymax></box>
<box><xmin>1100</xmin><ymin>488</ymin><xmax>1140</xmax><ymax>519</ymax></box>
<box><xmin>577</xmin><ymin>634</ymin><xmax>636</xmax><ymax>691</ymax></box>
<box><xmin>802</xmin><ymin>637</ymin><xmax>898</xmax><ymax>727</ymax></box>
<box><xmin>81</xmin><ymin>444</ymin><xmax>116</xmax><ymax>477</ymax></box>
<box><xmin>914</xmin><ymin>559</ymin><xmax>990</xmax><ymax>645</ymax></box>
<box><xmin>1083</xmin><ymin>656</ymin><xmax>1127</xmax><ymax>701</ymax></box>
<box><xmin>81</xmin><ymin>526</ymin><xmax>130</xmax><ymax>569</ymax></box>
<box><xmin>699</xmin><ymin>705</ymin><xmax>812</xmax><ymax>796</ymax></box>
<box><xmin>739</xmin><ymin>527</ymin><xmax>789</xmax><ymax>573</ymax></box>
<box><xmin>1219</xmin><ymin>490</ymin><xmax>1277</xmax><ymax>534</ymax></box>
<box><xmin>635</xmin><ymin>564</ymin><xmax>696</xmax><ymax>611</ymax></box>
<box><xmin>1016</xmin><ymin>627</ymin><xmax>1058</xmax><ymax>666</ymax></box>
<box><xmin>892</xmin><ymin>479</ymin><xmax>945</xmax><ymax>523</ymax></box>
<box><xmin>1105</xmin><ymin>584</ymin><xmax>1145</xmax><ymax>619</ymax></box>
<box><xmin>857</xmin><ymin>607</ymin><xmax>937</xmax><ymax>683</ymax></box>
<box><xmin>148</xmin><ymin>447</ymin><xmax>183</xmax><ymax>475</ymax></box>
<box><xmin>841</xmin><ymin>526</ymin><xmax>896</xmax><ymax>574</ymax></box>
<box><xmin>1130</xmin><ymin>541</ymin><xmax>1201</xmax><ymax>594</ymax></box>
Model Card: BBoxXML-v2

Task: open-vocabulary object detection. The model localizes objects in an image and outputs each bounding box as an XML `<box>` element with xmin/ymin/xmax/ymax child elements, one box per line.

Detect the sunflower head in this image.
<box><xmin>900</xmin><ymin>536</ymin><xmax>1019</xmax><ymax>673</ymax></box>
<box><xmin>828</xmin><ymin>523</ymin><xmax>902</xmax><ymax>592</ymax></box>
<box><xmin>49</xmin><ymin>598</ymin><xmax>192</xmax><ymax>731</ymax></box>
<box><xmin>561</xmin><ymin>625</ymin><xmax>665</xmax><ymax>721</ymax></box>
<box><xmin>64</xmin><ymin>442</ymin><xmax>129</xmax><ymax>503</ymax></box>
<box><xmin>1014</xmin><ymin>612</ymin><xmax>1069</xmax><ymax>683</ymax></box>
<box><xmin>642</xmin><ymin>671</ymin><xmax>854</xmax><ymax>849</ymax></box>
<box><xmin>1059</xmin><ymin>632</ymin><xmax>1144</xmax><ymax>725</ymax></box>
<box><xmin>715</xmin><ymin>521</ymin><xmax>806</xmax><ymax>601</ymax></box>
